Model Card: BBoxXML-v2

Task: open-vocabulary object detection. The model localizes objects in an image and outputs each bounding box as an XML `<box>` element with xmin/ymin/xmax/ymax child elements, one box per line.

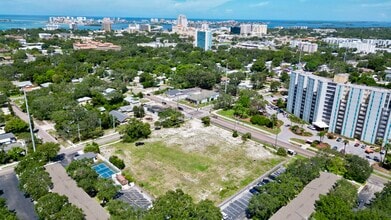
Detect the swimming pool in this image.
<box><xmin>92</xmin><ymin>162</ymin><xmax>116</xmax><ymax>179</ymax></box>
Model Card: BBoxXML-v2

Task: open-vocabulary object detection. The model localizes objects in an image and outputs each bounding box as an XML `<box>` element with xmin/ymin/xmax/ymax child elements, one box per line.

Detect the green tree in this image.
<box><xmin>133</xmin><ymin>106</ymin><xmax>145</xmax><ymax>118</ymax></box>
<box><xmin>119</xmin><ymin>118</ymin><xmax>151</xmax><ymax>143</ymax></box>
<box><xmin>0</xmin><ymin>198</ymin><xmax>17</xmax><ymax>220</ymax></box>
<box><xmin>270</xmin><ymin>81</ymin><xmax>281</xmax><ymax>92</ymax></box>
<box><xmin>146</xmin><ymin>189</ymin><xmax>222</xmax><ymax>219</ymax></box>
<box><xmin>318</xmin><ymin>131</ymin><xmax>327</xmax><ymax>143</ymax></box>
<box><xmin>84</xmin><ymin>142</ymin><xmax>100</xmax><ymax>154</ymax></box>
<box><xmin>95</xmin><ymin>179</ymin><xmax>119</xmax><ymax>202</ymax></box>
<box><xmin>109</xmin><ymin>155</ymin><xmax>125</xmax><ymax>169</ymax></box>
<box><xmin>232</xmin><ymin>130</ymin><xmax>238</xmax><ymax>138</ymax></box>
<box><xmin>277</xmin><ymin>147</ymin><xmax>287</xmax><ymax>156</ymax></box>
<box><xmin>201</xmin><ymin>116</ymin><xmax>211</xmax><ymax>127</ymax></box>
<box><xmin>5</xmin><ymin>117</ymin><xmax>29</xmax><ymax>133</ymax></box>
<box><xmin>242</xmin><ymin>132</ymin><xmax>251</xmax><ymax>142</ymax></box>
<box><xmin>36</xmin><ymin>142</ymin><xmax>60</xmax><ymax>162</ymax></box>
<box><xmin>344</xmin><ymin>154</ymin><xmax>372</xmax><ymax>183</ymax></box>
<box><xmin>35</xmin><ymin>193</ymin><xmax>69</xmax><ymax>220</ymax></box>
<box><xmin>106</xmin><ymin>200</ymin><xmax>145</xmax><ymax>220</ymax></box>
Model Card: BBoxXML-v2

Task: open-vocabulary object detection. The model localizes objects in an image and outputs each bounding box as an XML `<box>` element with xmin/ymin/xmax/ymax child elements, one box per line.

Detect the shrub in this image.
<box><xmin>242</xmin><ymin>132</ymin><xmax>251</xmax><ymax>142</ymax></box>
<box><xmin>109</xmin><ymin>156</ymin><xmax>125</xmax><ymax>170</ymax></box>
<box><xmin>201</xmin><ymin>116</ymin><xmax>211</xmax><ymax>126</ymax></box>
<box><xmin>232</xmin><ymin>130</ymin><xmax>238</xmax><ymax>138</ymax></box>
<box><xmin>84</xmin><ymin>142</ymin><xmax>100</xmax><ymax>154</ymax></box>
<box><xmin>277</xmin><ymin>147</ymin><xmax>287</xmax><ymax>156</ymax></box>
<box><xmin>250</xmin><ymin>115</ymin><xmax>272</xmax><ymax>127</ymax></box>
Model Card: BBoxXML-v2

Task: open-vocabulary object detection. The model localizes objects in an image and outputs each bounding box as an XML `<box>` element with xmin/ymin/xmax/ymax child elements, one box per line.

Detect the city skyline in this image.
<box><xmin>1</xmin><ymin>0</ymin><xmax>391</xmax><ymax>22</ymax></box>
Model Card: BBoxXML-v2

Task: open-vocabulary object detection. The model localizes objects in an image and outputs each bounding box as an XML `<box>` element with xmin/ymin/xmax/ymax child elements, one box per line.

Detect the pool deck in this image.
<box><xmin>45</xmin><ymin>163</ymin><xmax>110</xmax><ymax>220</ymax></box>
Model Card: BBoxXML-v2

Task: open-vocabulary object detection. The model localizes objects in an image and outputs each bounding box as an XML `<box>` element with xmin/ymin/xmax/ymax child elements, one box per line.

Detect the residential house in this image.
<box><xmin>0</xmin><ymin>133</ymin><xmax>16</xmax><ymax>145</ymax></box>
<box><xmin>186</xmin><ymin>90</ymin><xmax>219</xmax><ymax>105</ymax></box>
<box><xmin>77</xmin><ymin>97</ymin><xmax>92</xmax><ymax>106</ymax></box>
<box><xmin>124</xmin><ymin>97</ymin><xmax>140</xmax><ymax>105</ymax></box>
<box><xmin>75</xmin><ymin>152</ymin><xmax>97</xmax><ymax>161</ymax></box>
<box><xmin>109</xmin><ymin>110</ymin><xmax>129</xmax><ymax>123</ymax></box>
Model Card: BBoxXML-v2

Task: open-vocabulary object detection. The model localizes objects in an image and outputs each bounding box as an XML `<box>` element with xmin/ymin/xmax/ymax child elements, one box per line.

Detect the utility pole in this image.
<box><xmin>112</xmin><ymin>114</ymin><xmax>116</xmax><ymax>129</ymax></box>
<box><xmin>24</xmin><ymin>89</ymin><xmax>36</xmax><ymax>152</ymax></box>
<box><xmin>77</xmin><ymin>123</ymin><xmax>81</xmax><ymax>143</ymax></box>
<box><xmin>224</xmin><ymin>63</ymin><xmax>228</xmax><ymax>94</ymax></box>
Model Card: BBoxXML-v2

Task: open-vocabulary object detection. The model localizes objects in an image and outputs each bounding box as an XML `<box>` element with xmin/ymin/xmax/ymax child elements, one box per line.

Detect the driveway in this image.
<box><xmin>0</xmin><ymin>169</ymin><xmax>38</xmax><ymax>220</ymax></box>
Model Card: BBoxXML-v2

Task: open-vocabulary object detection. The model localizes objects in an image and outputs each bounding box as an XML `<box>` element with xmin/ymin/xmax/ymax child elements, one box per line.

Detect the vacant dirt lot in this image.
<box><xmin>102</xmin><ymin>119</ymin><xmax>283</xmax><ymax>203</ymax></box>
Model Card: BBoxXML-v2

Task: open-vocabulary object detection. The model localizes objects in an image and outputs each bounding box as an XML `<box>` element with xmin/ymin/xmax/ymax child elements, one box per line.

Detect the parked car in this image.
<box><xmin>287</xmin><ymin>149</ymin><xmax>296</xmax><ymax>155</ymax></box>
<box><xmin>332</xmin><ymin>146</ymin><xmax>338</xmax><ymax>151</ymax></box>
<box><xmin>162</xmin><ymin>101</ymin><xmax>167</xmax><ymax>105</ymax></box>
<box><xmin>380</xmin><ymin>150</ymin><xmax>385</xmax><ymax>155</ymax></box>
<box><xmin>307</xmin><ymin>125</ymin><xmax>316</xmax><ymax>130</ymax></box>
<box><xmin>354</xmin><ymin>143</ymin><xmax>360</xmax><ymax>147</ymax></box>
<box><xmin>177</xmin><ymin>106</ymin><xmax>184</xmax><ymax>111</ymax></box>
<box><xmin>336</xmin><ymin>137</ymin><xmax>342</xmax><ymax>142</ymax></box>
<box><xmin>135</xmin><ymin>142</ymin><xmax>145</xmax><ymax>146</ymax></box>
<box><xmin>249</xmin><ymin>187</ymin><xmax>260</xmax><ymax>195</ymax></box>
<box><xmin>374</xmin><ymin>156</ymin><xmax>380</xmax><ymax>162</ymax></box>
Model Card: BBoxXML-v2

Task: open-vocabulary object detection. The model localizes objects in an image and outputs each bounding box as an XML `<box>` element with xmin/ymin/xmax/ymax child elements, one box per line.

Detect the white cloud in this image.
<box><xmin>250</xmin><ymin>1</ymin><xmax>270</xmax><ymax>7</ymax></box>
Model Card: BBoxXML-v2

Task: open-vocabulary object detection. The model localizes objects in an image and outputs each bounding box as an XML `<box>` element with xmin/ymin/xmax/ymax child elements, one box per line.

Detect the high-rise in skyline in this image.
<box><xmin>102</xmin><ymin>17</ymin><xmax>112</xmax><ymax>32</ymax></box>
<box><xmin>287</xmin><ymin>71</ymin><xmax>391</xmax><ymax>145</ymax></box>
<box><xmin>195</xmin><ymin>30</ymin><xmax>212</xmax><ymax>51</ymax></box>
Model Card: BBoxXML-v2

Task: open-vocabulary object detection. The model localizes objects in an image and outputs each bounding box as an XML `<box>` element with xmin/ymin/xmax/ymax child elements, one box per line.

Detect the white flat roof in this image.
<box><xmin>313</xmin><ymin>121</ymin><xmax>329</xmax><ymax>129</ymax></box>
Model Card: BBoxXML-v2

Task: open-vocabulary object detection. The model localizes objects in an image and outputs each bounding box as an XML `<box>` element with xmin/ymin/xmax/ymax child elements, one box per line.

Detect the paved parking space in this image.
<box><xmin>220</xmin><ymin>166</ymin><xmax>286</xmax><ymax>220</ymax></box>
<box><xmin>0</xmin><ymin>170</ymin><xmax>38</xmax><ymax>220</ymax></box>
<box><xmin>46</xmin><ymin>163</ymin><xmax>109</xmax><ymax>220</ymax></box>
<box><xmin>357</xmin><ymin>178</ymin><xmax>385</xmax><ymax>209</ymax></box>
<box><xmin>117</xmin><ymin>187</ymin><xmax>152</xmax><ymax>210</ymax></box>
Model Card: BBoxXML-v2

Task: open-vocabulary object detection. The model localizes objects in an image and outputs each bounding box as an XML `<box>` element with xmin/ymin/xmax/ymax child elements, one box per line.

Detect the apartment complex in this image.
<box><xmin>287</xmin><ymin>71</ymin><xmax>391</xmax><ymax>145</ymax></box>
<box><xmin>290</xmin><ymin>40</ymin><xmax>318</xmax><ymax>53</ymax></box>
<box><xmin>240</xmin><ymin>24</ymin><xmax>267</xmax><ymax>36</ymax></box>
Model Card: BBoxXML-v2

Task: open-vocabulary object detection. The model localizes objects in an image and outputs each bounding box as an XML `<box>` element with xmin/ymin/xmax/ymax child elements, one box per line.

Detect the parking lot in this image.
<box><xmin>357</xmin><ymin>177</ymin><xmax>385</xmax><ymax>209</ymax></box>
<box><xmin>0</xmin><ymin>170</ymin><xmax>38</xmax><ymax>220</ymax></box>
<box><xmin>220</xmin><ymin>165</ymin><xmax>286</xmax><ymax>220</ymax></box>
<box><xmin>117</xmin><ymin>186</ymin><xmax>152</xmax><ymax>210</ymax></box>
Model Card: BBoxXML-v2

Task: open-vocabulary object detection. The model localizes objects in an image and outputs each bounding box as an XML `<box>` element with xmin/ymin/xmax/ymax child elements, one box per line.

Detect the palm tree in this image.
<box><xmin>382</xmin><ymin>140</ymin><xmax>390</xmax><ymax>164</ymax></box>
<box><xmin>343</xmin><ymin>139</ymin><xmax>349</xmax><ymax>154</ymax></box>
<box><xmin>318</xmin><ymin>131</ymin><xmax>326</xmax><ymax>143</ymax></box>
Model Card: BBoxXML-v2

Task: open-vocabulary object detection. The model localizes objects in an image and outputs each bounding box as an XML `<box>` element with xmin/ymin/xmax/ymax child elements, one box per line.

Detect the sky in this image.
<box><xmin>1</xmin><ymin>0</ymin><xmax>391</xmax><ymax>21</ymax></box>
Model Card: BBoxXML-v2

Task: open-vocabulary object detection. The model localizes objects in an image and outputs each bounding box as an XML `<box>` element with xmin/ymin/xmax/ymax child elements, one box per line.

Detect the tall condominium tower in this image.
<box><xmin>177</xmin><ymin>14</ymin><xmax>188</xmax><ymax>28</ymax></box>
<box><xmin>287</xmin><ymin>71</ymin><xmax>391</xmax><ymax>145</ymax></box>
<box><xmin>195</xmin><ymin>30</ymin><xmax>212</xmax><ymax>51</ymax></box>
<box><xmin>102</xmin><ymin>18</ymin><xmax>112</xmax><ymax>32</ymax></box>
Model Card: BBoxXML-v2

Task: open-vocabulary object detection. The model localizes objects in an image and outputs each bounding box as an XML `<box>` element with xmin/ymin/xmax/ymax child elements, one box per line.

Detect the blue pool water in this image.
<box><xmin>92</xmin><ymin>163</ymin><xmax>116</xmax><ymax>179</ymax></box>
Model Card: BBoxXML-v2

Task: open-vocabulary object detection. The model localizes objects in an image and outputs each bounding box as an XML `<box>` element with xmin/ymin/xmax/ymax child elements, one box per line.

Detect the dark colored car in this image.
<box><xmin>135</xmin><ymin>142</ymin><xmax>145</xmax><ymax>146</ymax></box>
<box><xmin>249</xmin><ymin>187</ymin><xmax>260</xmax><ymax>195</ymax></box>
<box><xmin>177</xmin><ymin>106</ymin><xmax>184</xmax><ymax>111</ymax></box>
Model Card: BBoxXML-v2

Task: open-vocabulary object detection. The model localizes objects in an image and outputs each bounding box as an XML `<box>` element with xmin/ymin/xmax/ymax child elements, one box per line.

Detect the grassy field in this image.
<box><xmin>104</xmin><ymin>121</ymin><xmax>284</xmax><ymax>204</ymax></box>
<box><xmin>217</xmin><ymin>109</ymin><xmax>282</xmax><ymax>135</ymax></box>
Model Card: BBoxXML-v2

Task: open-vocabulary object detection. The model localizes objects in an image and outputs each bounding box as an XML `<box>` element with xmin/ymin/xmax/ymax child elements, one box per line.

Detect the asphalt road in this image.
<box><xmin>11</xmin><ymin>104</ymin><xmax>58</xmax><ymax>143</ymax></box>
<box><xmin>0</xmin><ymin>169</ymin><xmax>38</xmax><ymax>220</ymax></box>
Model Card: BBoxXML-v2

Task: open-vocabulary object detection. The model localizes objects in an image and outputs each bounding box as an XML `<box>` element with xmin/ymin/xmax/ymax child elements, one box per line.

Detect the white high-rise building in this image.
<box><xmin>240</xmin><ymin>24</ymin><xmax>252</xmax><ymax>35</ymax></box>
<box><xmin>102</xmin><ymin>18</ymin><xmax>112</xmax><ymax>32</ymax></box>
<box><xmin>287</xmin><ymin>71</ymin><xmax>391</xmax><ymax>145</ymax></box>
<box><xmin>251</xmin><ymin>24</ymin><xmax>267</xmax><ymax>36</ymax></box>
<box><xmin>177</xmin><ymin>14</ymin><xmax>188</xmax><ymax>28</ymax></box>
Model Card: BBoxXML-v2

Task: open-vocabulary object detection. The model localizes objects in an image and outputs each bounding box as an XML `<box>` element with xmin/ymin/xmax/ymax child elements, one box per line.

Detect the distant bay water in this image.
<box><xmin>1</xmin><ymin>14</ymin><xmax>391</xmax><ymax>31</ymax></box>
